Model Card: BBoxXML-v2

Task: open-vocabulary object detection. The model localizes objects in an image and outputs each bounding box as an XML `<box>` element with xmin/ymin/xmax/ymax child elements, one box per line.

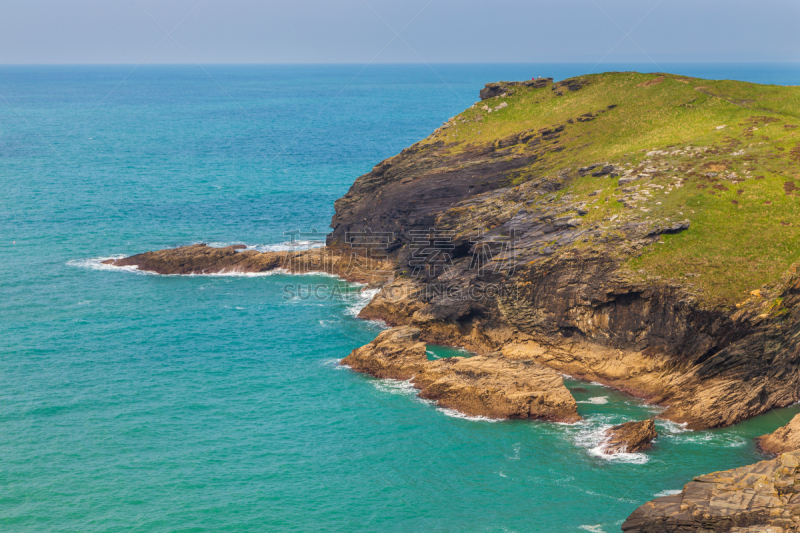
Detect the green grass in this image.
<box><xmin>428</xmin><ymin>72</ymin><xmax>800</xmax><ymax>307</ymax></box>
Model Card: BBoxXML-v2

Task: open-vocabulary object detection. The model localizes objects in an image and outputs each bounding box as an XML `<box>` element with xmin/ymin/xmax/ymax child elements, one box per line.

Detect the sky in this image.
<box><xmin>1</xmin><ymin>0</ymin><xmax>798</xmax><ymax>64</ymax></box>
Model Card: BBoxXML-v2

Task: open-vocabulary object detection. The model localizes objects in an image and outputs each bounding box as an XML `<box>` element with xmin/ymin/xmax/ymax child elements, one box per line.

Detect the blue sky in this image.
<box><xmin>1</xmin><ymin>0</ymin><xmax>798</xmax><ymax>64</ymax></box>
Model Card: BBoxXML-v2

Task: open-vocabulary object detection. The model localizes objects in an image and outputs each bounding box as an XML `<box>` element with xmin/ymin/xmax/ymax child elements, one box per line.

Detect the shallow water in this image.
<box><xmin>2</xmin><ymin>63</ymin><xmax>800</xmax><ymax>532</ymax></box>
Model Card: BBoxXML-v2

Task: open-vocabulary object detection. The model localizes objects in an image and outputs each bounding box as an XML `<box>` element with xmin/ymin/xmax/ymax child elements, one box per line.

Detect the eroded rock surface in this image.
<box><xmin>622</xmin><ymin>450</ymin><xmax>800</xmax><ymax>532</ymax></box>
<box><xmin>102</xmin><ymin>243</ymin><xmax>392</xmax><ymax>285</ymax></box>
<box><xmin>758</xmin><ymin>415</ymin><xmax>800</xmax><ymax>456</ymax></box>
<box><xmin>341</xmin><ymin>326</ymin><xmax>580</xmax><ymax>422</ymax></box>
<box><xmin>601</xmin><ymin>420</ymin><xmax>657</xmax><ymax>454</ymax></box>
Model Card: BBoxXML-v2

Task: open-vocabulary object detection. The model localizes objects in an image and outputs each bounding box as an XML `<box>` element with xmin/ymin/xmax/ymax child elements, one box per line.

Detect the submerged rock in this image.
<box><xmin>758</xmin><ymin>414</ymin><xmax>800</xmax><ymax>455</ymax></box>
<box><xmin>341</xmin><ymin>326</ymin><xmax>580</xmax><ymax>423</ymax></box>
<box><xmin>601</xmin><ymin>420</ymin><xmax>657</xmax><ymax>454</ymax></box>
<box><xmin>622</xmin><ymin>450</ymin><xmax>800</xmax><ymax>532</ymax></box>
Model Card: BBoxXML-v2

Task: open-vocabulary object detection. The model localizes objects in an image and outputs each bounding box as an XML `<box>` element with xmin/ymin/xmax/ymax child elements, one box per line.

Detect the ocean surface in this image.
<box><xmin>2</xmin><ymin>63</ymin><xmax>800</xmax><ymax>532</ymax></box>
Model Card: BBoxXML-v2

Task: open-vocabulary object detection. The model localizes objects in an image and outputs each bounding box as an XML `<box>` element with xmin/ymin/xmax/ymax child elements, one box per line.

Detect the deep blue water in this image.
<box><xmin>2</xmin><ymin>63</ymin><xmax>800</xmax><ymax>532</ymax></box>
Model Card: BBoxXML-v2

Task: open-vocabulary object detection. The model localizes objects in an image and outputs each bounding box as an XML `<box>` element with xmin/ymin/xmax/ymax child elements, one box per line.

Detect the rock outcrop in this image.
<box><xmin>102</xmin><ymin>243</ymin><xmax>393</xmax><ymax>285</ymax></box>
<box><xmin>601</xmin><ymin>420</ymin><xmax>657</xmax><ymax>454</ymax></box>
<box><xmin>758</xmin><ymin>415</ymin><xmax>800</xmax><ymax>456</ymax></box>
<box><xmin>479</xmin><ymin>78</ymin><xmax>552</xmax><ymax>99</ymax></box>
<box><xmin>622</xmin><ymin>450</ymin><xmax>800</xmax><ymax>532</ymax></box>
<box><xmin>341</xmin><ymin>326</ymin><xmax>580</xmax><ymax>422</ymax></box>
<box><xmin>105</xmin><ymin>73</ymin><xmax>800</xmax><ymax>432</ymax></box>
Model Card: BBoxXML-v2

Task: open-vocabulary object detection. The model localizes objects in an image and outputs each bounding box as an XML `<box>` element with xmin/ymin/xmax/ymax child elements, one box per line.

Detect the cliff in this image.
<box><xmin>106</xmin><ymin>72</ymin><xmax>800</xmax><ymax>432</ymax></box>
<box><xmin>103</xmin><ymin>72</ymin><xmax>800</xmax><ymax>530</ymax></box>
<box><xmin>329</xmin><ymin>72</ymin><xmax>800</xmax><ymax>430</ymax></box>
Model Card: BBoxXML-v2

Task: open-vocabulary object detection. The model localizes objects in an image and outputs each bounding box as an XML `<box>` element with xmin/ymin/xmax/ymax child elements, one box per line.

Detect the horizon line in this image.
<box><xmin>1</xmin><ymin>61</ymin><xmax>799</xmax><ymax>67</ymax></box>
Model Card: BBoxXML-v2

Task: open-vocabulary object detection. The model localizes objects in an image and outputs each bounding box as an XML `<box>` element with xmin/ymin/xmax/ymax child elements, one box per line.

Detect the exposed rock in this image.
<box><xmin>340</xmin><ymin>325</ymin><xmax>429</xmax><ymax>380</ymax></box>
<box><xmin>341</xmin><ymin>326</ymin><xmax>581</xmax><ymax>422</ymax></box>
<box><xmin>600</xmin><ymin>420</ymin><xmax>657</xmax><ymax>454</ymax></box>
<box><xmin>646</xmin><ymin>220</ymin><xmax>691</xmax><ymax>237</ymax></box>
<box><xmin>592</xmin><ymin>164</ymin><xmax>618</xmax><ymax>177</ymax></box>
<box><xmin>622</xmin><ymin>450</ymin><xmax>800</xmax><ymax>532</ymax></box>
<box><xmin>480</xmin><ymin>78</ymin><xmax>552</xmax><ymax>99</ymax></box>
<box><xmin>619</xmin><ymin>175</ymin><xmax>646</xmax><ymax>186</ymax></box>
<box><xmin>758</xmin><ymin>414</ymin><xmax>800</xmax><ymax>455</ymax></box>
<box><xmin>579</xmin><ymin>163</ymin><xmax>603</xmax><ymax>176</ymax></box>
<box><xmin>101</xmin><ymin>243</ymin><xmax>393</xmax><ymax>285</ymax></box>
<box><xmin>553</xmin><ymin>78</ymin><xmax>589</xmax><ymax>92</ymax></box>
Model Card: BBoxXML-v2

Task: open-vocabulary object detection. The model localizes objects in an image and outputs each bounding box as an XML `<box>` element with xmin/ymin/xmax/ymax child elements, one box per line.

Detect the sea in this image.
<box><xmin>2</xmin><ymin>63</ymin><xmax>800</xmax><ymax>532</ymax></box>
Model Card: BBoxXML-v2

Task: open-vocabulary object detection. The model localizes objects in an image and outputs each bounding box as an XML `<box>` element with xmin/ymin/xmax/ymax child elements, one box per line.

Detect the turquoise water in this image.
<box><xmin>2</xmin><ymin>64</ymin><xmax>800</xmax><ymax>532</ymax></box>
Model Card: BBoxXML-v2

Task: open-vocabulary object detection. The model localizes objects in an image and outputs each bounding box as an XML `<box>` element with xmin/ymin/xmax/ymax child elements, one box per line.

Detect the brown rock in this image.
<box><xmin>601</xmin><ymin>420</ymin><xmax>657</xmax><ymax>454</ymax></box>
<box><xmin>101</xmin><ymin>243</ymin><xmax>393</xmax><ymax>285</ymax></box>
<box><xmin>758</xmin><ymin>414</ymin><xmax>800</xmax><ymax>455</ymax></box>
<box><xmin>622</xmin><ymin>450</ymin><xmax>800</xmax><ymax>532</ymax></box>
<box><xmin>341</xmin><ymin>326</ymin><xmax>580</xmax><ymax>423</ymax></box>
<box><xmin>340</xmin><ymin>326</ymin><xmax>429</xmax><ymax>381</ymax></box>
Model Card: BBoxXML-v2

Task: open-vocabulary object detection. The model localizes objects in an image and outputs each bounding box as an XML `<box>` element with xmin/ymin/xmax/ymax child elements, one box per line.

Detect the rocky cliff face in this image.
<box><xmin>325</xmin><ymin>74</ymin><xmax>800</xmax><ymax>430</ymax></box>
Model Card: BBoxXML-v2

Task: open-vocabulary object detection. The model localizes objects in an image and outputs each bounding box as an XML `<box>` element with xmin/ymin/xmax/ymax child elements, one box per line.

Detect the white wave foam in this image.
<box><xmin>437</xmin><ymin>407</ymin><xmax>500</xmax><ymax>422</ymax></box>
<box><xmin>205</xmin><ymin>240</ymin><xmax>326</xmax><ymax>252</ymax></box>
<box><xmin>254</xmin><ymin>240</ymin><xmax>325</xmax><ymax>252</ymax></box>
<box><xmin>344</xmin><ymin>287</ymin><xmax>380</xmax><ymax>317</ymax></box>
<box><xmin>654</xmin><ymin>489</ymin><xmax>682</xmax><ymax>498</ymax></box>
<box><xmin>579</xmin><ymin>526</ymin><xmax>607</xmax><ymax>533</ymax></box>
<box><xmin>68</xmin><ymin>256</ymin><xmax>342</xmax><ymax>279</ymax></box>
<box><xmin>191</xmin><ymin>269</ymin><xmax>284</xmax><ymax>277</ymax></box>
<box><xmin>577</xmin><ymin>396</ymin><xmax>609</xmax><ymax>405</ymax></box>
<box><xmin>66</xmin><ymin>256</ymin><xmax>154</xmax><ymax>275</ymax></box>
<box><xmin>660</xmin><ymin>420</ymin><xmax>691</xmax><ymax>434</ymax></box>
<box><xmin>669</xmin><ymin>432</ymin><xmax>746</xmax><ymax>447</ymax></box>
<box><xmin>321</xmin><ymin>358</ymin><xmax>347</xmax><ymax>370</ymax></box>
<box><xmin>570</xmin><ymin>417</ymin><xmax>650</xmax><ymax>464</ymax></box>
<box><xmin>505</xmin><ymin>443</ymin><xmax>521</xmax><ymax>460</ymax></box>
<box><xmin>371</xmin><ymin>377</ymin><xmax>418</xmax><ymax>396</ymax></box>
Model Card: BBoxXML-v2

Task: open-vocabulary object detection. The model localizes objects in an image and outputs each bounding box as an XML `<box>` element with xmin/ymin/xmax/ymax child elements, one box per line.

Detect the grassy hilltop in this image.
<box><xmin>424</xmin><ymin>72</ymin><xmax>800</xmax><ymax>307</ymax></box>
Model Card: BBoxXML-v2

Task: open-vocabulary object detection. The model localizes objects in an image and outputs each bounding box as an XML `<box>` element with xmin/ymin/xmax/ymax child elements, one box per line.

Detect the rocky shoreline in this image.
<box><xmin>341</xmin><ymin>326</ymin><xmax>580</xmax><ymax>422</ymax></box>
<box><xmin>623</xmin><ymin>451</ymin><xmax>800</xmax><ymax>532</ymax></box>
<box><xmin>102</xmin><ymin>73</ymin><xmax>800</xmax><ymax>531</ymax></box>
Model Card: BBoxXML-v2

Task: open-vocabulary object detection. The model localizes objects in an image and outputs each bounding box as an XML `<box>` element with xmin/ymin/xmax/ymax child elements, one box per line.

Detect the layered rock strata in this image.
<box><xmin>622</xmin><ymin>450</ymin><xmax>800</xmax><ymax>532</ymax></box>
<box><xmin>340</xmin><ymin>326</ymin><xmax>580</xmax><ymax>422</ymax></box>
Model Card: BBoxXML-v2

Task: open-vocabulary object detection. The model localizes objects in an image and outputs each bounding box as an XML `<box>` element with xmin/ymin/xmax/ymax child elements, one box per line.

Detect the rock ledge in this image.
<box><xmin>341</xmin><ymin>326</ymin><xmax>580</xmax><ymax>423</ymax></box>
<box><xmin>623</xmin><ymin>450</ymin><xmax>800</xmax><ymax>532</ymax></box>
